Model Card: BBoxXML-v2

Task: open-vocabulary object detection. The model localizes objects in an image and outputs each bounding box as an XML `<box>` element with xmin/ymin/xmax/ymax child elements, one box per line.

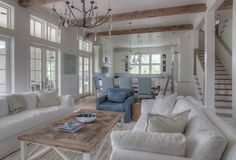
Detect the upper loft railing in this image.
<box><xmin>216</xmin><ymin>35</ymin><xmax>232</xmax><ymax>56</ymax></box>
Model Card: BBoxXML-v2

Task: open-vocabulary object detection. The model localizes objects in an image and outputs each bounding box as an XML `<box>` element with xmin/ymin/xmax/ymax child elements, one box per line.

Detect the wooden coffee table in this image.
<box><xmin>18</xmin><ymin>109</ymin><xmax>125</xmax><ymax>160</ymax></box>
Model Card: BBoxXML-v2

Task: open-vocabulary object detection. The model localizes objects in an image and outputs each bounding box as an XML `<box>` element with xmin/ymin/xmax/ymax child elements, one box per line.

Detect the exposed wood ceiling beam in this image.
<box><xmin>19</xmin><ymin>0</ymin><xmax>64</xmax><ymax>7</ymax></box>
<box><xmin>86</xmin><ymin>24</ymin><xmax>193</xmax><ymax>37</ymax></box>
<box><xmin>98</xmin><ymin>3</ymin><xmax>206</xmax><ymax>22</ymax></box>
<box><xmin>218</xmin><ymin>0</ymin><xmax>232</xmax><ymax>10</ymax></box>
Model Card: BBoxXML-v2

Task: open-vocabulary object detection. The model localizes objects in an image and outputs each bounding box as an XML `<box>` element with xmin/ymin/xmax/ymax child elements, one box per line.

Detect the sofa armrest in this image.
<box><xmin>59</xmin><ymin>95</ymin><xmax>74</xmax><ymax>107</ymax></box>
<box><xmin>111</xmin><ymin>131</ymin><xmax>186</xmax><ymax>157</ymax></box>
<box><xmin>96</xmin><ymin>95</ymin><xmax>107</xmax><ymax>106</ymax></box>
<box><xmin>111</xmin><ymin>149</ymin><xmax>196</xmax><ymax>160</ymax></box>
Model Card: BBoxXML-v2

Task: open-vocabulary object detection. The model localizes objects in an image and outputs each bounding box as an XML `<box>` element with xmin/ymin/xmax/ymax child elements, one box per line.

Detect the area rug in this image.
<box><xmin>3</xmin><ymin>122</ymin><xmax>135</xmax><ymax>160</ymax></box>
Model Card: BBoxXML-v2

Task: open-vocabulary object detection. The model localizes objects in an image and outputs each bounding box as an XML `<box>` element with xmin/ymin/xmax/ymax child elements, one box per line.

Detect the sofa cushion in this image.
<box><xmin>111</xmin><ymin>131</ymin><xmax>186</xmax><ymax>157</ymax></box>
<box><xmin>107</xmin><ymin>89</ymin><xmax>129</xmax><ymax>103</ymax></box>
<box><xmin>0</xmin><ymin>105</ymin><xmax>73</xmax><ymax>141</ymax></box>
<box><xmin>151</xmin><ymin>94</ymin><xmax>176</xmax><ymax>116</ymax></box>
<box><xmin>173</xmin><ymin>98</ymin><xmax>227</xmax><ymax>160</ymax></box>
<box><xmin>6</xmin><ymin>94</ymin><xmax>27</xmax><ymax>114</ymax></box>
<box><xmin>146</xmin><ymin>110</ymin><xmax>190</xmax><ymax>133</ymax></box>
<box><xmin>0</xmin><ymin>97</ymin><xmax>9</xmax><ymax>117</ymax></box>
<box><xmin>37</xmin><ymin>90</ymin><xmax>60</xmax><ymax>108</ymax></box>
<box><xmin>98</xmin><ymin>102</ymin><xmax>124</xmax><ymax>112</ymax></box>
<box><xmin>21</xmin><ymin>92</ymin><xmax>38</xmax><ymax>110</ymax></box>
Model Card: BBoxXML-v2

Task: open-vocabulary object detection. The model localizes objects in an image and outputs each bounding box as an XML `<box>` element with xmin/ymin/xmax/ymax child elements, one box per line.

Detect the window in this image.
<box><xmin>30</xmin><ymin>16</ymin><xmax>45</xmax><ymax>38</ymax></box>
<box><xmin>79</xmin><ymin>38</ymin><xmax>92</xmax><ymax>52</ymax></box>
<box><xmin>48</xmin><ymin>23</ymin><xmax>60</xmax><ymax>43</ymax></box>
<box><xmin>30</xmin><ymin>16</ymin><xmax>60</xmax><ymax>43</ymax></box>
<box><xmin>30</xmin><ymin>46</ymin><xmax>58</xmax><ymax>91</ymax></box>
<box><xmin>130</xmin><ymin>53</ymin><xmax>161</xmax><ymax>75</ymax></box>
<box><xmin>0</xmin><ymin>1</ymin><xmax>14</xmax><ymax>29</ymax></box>
<box><xmin>30</xmin><ymin>46</ymin><xmax>42</xmax><ymax>91</ymax></box>
<box><xmin>0</xmin><ymin>38</ymin><xmax>10</xmax><ymax>95</ymax></box>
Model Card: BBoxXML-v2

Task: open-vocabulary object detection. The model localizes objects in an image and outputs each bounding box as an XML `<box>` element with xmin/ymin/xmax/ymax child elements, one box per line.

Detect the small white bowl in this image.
<box><xmin>76</xmin><ymin>113</ymin><xmax>97</xmax><ymax>123</ymax></box>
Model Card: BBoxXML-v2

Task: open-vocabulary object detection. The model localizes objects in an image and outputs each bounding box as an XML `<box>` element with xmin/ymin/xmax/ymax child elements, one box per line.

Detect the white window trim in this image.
<box><xmin>0</xmin><ymin>1</ymin><xmax>14</xmax><ymax>30</ymax></box>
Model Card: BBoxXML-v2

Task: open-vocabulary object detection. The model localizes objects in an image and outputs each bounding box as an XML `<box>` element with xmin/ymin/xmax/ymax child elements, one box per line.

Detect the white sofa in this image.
<box><xmin>0</xmin><ymin>92</ymin><xmax>74</xmax><ymax>158</ymax></box>
<box><xmin>110</xmin><ymin>96</ymin><xmax>236</xmax><ymax>160</ymax></box>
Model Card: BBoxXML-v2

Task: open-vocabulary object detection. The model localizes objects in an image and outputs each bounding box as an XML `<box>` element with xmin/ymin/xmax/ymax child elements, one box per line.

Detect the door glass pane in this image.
<box><xmin>0</xmin><ymin>55</ymin><xmax>6</xmax><ymax>69</ymax></box>
<box><xmin>45</xmin><ymin>49</ymin><xmax>56</xmax><ymax>91</ymax></box>
<box><xmin>0</xmin><ymin>85</ymin><xmax>6</xmax><ymax>94</ymax></box>
<box><xmin>0</xmin><ymin>40</ymin><xmax>6</xmax><ymax>94</ymax></box>
<box><xmin>30</xmin><ymin>46</ymin><xmax>42</xmax><ymax>91</ymax></box>
<box><xmin>0</xmin><ymin>70</ymin><xmax>6</xmax><ymax>84</ymax></box>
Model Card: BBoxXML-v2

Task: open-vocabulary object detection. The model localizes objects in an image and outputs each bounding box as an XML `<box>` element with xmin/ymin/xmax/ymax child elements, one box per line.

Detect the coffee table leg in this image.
<box><xmin>120</xmin><ymin>117</ymin><xmax>124</xmax><ymax>130</ymax></box>
<box><xmin>20</xmin><ymin>141</ymin><xmax>27</xmax><ymax>160</ymax></box>
<box><xmin>83</xmin><ymin>153</ymin><xmax>90</xmax><ymax>160</ymax></box>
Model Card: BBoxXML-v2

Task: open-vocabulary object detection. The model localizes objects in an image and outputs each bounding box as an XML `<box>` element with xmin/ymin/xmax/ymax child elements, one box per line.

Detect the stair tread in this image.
<box><xmin>215</xmin><ymin>94</ymin><xmax>232</xmax><ymax>96</ymax></box>
<box><xmin>216</xmin><ymin>113</ymin><xmax>232</xmax><ymax>118</ymax></box>
<box><xmin>215</xmin><ymin>99</ymin><xmax>232</xmax><ymax>102</ymax></box>
<box><xmin>215</xmin><ymin>106</ymin><xmax>232</xmax><ymax>109</ymax></box>
<box><xmin>215</xmin><ymin>88</ymin><xmax>232</xmax><ymax>90</ymax></box>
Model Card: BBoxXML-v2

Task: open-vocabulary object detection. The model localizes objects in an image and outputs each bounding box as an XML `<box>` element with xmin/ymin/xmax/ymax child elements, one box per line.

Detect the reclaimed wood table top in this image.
<box><xmin>18</xmin><ymin>109</ymin><xmax>125</xmax><ymax>153</ymax></box>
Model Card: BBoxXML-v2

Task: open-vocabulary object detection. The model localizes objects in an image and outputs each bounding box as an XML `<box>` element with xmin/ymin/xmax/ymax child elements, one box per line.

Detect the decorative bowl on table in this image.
<box><xmin>58</xmin><ymin>121</ymin><xmax>83</xmax><ymax>133</ymax></box>
<box><xmin>76</xmin><ymin>113</ymin><xmax>97</xmax><ymax>123</ymax></box>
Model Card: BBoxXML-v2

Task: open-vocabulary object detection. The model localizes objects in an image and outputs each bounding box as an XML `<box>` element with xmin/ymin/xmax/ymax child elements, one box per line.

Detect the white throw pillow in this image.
<box><xmin>151</xmin><ymin>93</ymin><xmax>177</xmax><ymax>115</ymax></box>
<box><xmin>146</xmin><ymin>109</ymin><xmax>191</xmax><ymax>133</ymax></box>
<box><xmin>37</xmin><ymin>90</ymin><xmax>60</xmax><ymax>108</ymax></box>
<box><xmin>111</xmin><ymin>131</ymin><xmax>186</xmax><ymax>157</ymax></box>
<box><xmin>21</xmin><ymin>92</ymin><xmax>38</xmax><ymax>110</ymax></box>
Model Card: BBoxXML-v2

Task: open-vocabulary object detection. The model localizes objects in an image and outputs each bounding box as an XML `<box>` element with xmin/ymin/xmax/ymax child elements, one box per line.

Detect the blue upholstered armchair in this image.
<box><xmin>96</xmin><ymin>88</ymin><xmax>135</xmax><ymax>123</ymax></box>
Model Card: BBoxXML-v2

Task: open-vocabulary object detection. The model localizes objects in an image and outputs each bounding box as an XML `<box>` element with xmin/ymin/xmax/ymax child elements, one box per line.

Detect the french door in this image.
<box><xmin>30</xmin><ymin>45</ymin><xmax>58</xmax><ymax>91</ymax></box>
<box><xmin>0</xmin><ymin>37</ymin><xmax>10</xmax><ymax>95</ymax></box>
<box><xmin>78</xmin><ymin>56</ymin><xmax>90</xmax><ymax>96</ymax></box>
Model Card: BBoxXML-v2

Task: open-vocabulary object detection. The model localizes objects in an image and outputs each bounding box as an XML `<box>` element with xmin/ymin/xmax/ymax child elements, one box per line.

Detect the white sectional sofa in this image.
<box><xmin>0</xmin><ymin>92</ymin><xmax>74</xmax><ymax>158</ymax></box>
<box><xmin>110</xmin><ymin>96</ymin><xmax>236</xmax><ymax>160</ymax></box>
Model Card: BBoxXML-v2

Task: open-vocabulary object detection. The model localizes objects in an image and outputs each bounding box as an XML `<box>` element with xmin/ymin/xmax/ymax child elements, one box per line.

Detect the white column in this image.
<box><xmin>192</xmin><ymin>30</ymin><xmax>199</xmax><ymax>49</ymax></box>
<box><xmin>204</xmin><ymin>11</ymin><xmax>215</xmax><ymax>111</ymax></box>
<box><xmin>232</xmin><ymin>0</ymin><xmax>236</xmax><ymax>125</ymax></box>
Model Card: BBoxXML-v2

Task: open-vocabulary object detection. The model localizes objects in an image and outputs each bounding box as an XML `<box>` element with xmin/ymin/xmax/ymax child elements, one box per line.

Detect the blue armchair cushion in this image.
<box><xmin>107</xmin><ymin>88</ymin><xmax>129</xmax><ymax>103</ymax></box>
<box><xmin>98</xmin><ymin>102</ymin><xmax>124</xmax><ymax>112</ymax></box>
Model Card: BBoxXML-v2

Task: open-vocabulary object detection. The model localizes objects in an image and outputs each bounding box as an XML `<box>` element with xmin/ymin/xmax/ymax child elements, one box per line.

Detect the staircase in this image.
<box><xmin>195</xmin><ymin>49</ymin><xmax>232</xmax><ymax>122</ymax></box>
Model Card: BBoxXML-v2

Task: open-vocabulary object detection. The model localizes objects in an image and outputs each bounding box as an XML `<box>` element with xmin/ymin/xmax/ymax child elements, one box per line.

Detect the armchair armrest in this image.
<box><xmin>123</xmin><ymin>95</ymin><xmax>135</xmax><ymax>122</ymax></box>
<box><xmin>96</xmin><ymin>95</ymin><xmax>107</xmax><ymax>106</ymax></box>
<box><xmin>59</xmin><ymin>95</ymin><xmax>74</xmax><ymax>107</ymax></box>
<box><xmin>111</xmin><ymin>131</ymin><xmax>186</xmax><ymax>157</ymax></box>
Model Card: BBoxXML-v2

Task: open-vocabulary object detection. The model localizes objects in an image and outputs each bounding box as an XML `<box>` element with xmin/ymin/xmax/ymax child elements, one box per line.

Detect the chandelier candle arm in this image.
<box><xmin>52</xmin><ymin>0</ymin><xmax>112</xmax><ymax>29</ymax></box>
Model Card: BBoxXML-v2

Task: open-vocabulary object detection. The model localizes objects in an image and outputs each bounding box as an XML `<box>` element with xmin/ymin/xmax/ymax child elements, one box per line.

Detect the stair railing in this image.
<box><xmin>194</xmin><ymin>49</ymin><xmax>205</xmax><ymax>100</ymax></box>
